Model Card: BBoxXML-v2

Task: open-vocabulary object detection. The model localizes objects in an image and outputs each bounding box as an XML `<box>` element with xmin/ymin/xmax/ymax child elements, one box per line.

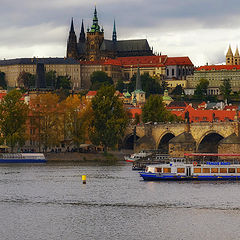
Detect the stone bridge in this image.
<box><xmin>123</xmin><ymin>122</ymin><xmax>240</xmax><ymax>157</ymax></box>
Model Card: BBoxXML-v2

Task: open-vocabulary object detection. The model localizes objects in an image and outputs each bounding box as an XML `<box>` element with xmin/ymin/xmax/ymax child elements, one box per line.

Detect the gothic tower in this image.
<box><xmin>79</xmin><ymin>19</ymin><xmax>86</xmax><ymax>43</ymax></box>
<box><xmin>226</xmin><ymin>45</ymin><xmax>233</xmax><ymax>65</ymax></box>
<box><xmin>86</xmin><ymin>6</ymin><xmax>104</xmax><ymax>61</ymax></box>
<box><xmin>234</xmin><ymin>46</ymin><xmax>240</xmax><ymax>65</ymax></box>
<box><xmin>67</xmin><ymin>18</ymin><xmax>78</xmax><ymax>59</ymax></box>
<box><xmin>112</xmin><ymin>19</ymin><xmax>117</xmax><ymax>43</ymax></box>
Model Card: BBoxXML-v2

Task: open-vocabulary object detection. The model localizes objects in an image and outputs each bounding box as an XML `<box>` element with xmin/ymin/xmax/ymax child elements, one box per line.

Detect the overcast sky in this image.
<box><xmin>1</xmin><ymin>0</ymin><xmax>240</xmax><ymax>66</ymax></box>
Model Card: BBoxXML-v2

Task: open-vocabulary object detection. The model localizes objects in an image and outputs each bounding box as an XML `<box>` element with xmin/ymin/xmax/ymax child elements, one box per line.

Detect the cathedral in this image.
<box><xmin>226</xmin><ymin>45</ymin><xmax>240</xmax><ymax>65</ymax></box>
<box><xmin>66</xmin><ymin>6</ymin><xmax>153</xmax><ymax>61</ymax></box>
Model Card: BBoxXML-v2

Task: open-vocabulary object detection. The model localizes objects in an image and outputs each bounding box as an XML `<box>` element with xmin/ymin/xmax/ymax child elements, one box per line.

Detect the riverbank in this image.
<box><xmin>45</xmin><ymin>150</ymin><xmax>133</xmax><ymax>162</ymax></box>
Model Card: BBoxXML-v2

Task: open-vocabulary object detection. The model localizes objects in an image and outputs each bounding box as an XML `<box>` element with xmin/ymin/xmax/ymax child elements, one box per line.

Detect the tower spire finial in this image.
<box><xmin>112</xmin><ymin>19</ymin><xmax>117</xmax><ymax>42</ymax></box>
<box><xmin>79</xmin><ymin>19</ymin><xmax>86</xmax><ymax>42</ymax></box>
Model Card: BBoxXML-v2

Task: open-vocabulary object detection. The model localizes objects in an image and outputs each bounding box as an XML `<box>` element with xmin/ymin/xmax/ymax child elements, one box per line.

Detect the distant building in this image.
<box><xmin>186</xmin><ymin>64</ymin><xmax>240</xmax><ymax>94</ymax></box>
<box><xmin>67</xmin><ymin>6</ymin><xmax>153</xmax><ymax>61</ymax></box>
<box><xmin>0</xmin><ymin>58</ymin><xmax>81</xmax><ymax>89</ymax></box>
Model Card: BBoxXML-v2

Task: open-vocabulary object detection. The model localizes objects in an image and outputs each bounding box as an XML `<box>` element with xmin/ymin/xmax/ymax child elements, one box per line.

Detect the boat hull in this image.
<box><xmin>0</xmin><ymin>159</ymin><xmax>46</xmax><ymax>163</ymax></box>
<box><xmin>140</xmin><ymin>173</ymin><xmax>240</xmax><ymax>181</ymax></box>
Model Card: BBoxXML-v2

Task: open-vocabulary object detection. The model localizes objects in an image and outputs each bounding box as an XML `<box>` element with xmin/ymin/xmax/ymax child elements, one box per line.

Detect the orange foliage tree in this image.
<box><xmin>29</xmin><ymin>93</ymin><xmax>64</xmax><ymax>152</ymax></box>
<box><xmin>61</xmin><ymin>95</ymin><xmax>93</xmax><ymax>148</ymax></box>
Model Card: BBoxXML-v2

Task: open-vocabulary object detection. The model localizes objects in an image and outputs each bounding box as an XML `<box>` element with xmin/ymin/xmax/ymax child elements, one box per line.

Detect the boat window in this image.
<box><xmin>177</xmin><ymin>168</ymin><xmax>185</xmax><ymax>173</ymax></box>
<box><xmin>220</xmin><ymin>168</ymin><xmax>227</xmax><ymax>173</ymax></box>
<box><xmin>155</xmin><ymin>168</ymin><xmax>162</xmax><ymax>173</ymax></box>
<box><xmin>203</xmin><ymin>168</ymin><xmax>210</xmax><ymax>173</ymax></box>
<box><xmin>228</xmin><ymin>168</ymin><xmax>236</xmax><ymax>173</ymax></box>
<box><xmin>237</xmin><ymin>168</ymin><xmax>240</xmax><ymax>173</ymax></box>
<box><xmin>194</xmin><ymin>168</ymin><xmax>201</xmax><ymax>173</ymax></box>
<box><xmin>211</xmin><ymin>168</ymin><xmax>218</xmax><ymax>173</ymax></box>
<box><xmin>163</xmin><ymin>168</ymin><xmax>171</xmax><ymax>173</ymax></box>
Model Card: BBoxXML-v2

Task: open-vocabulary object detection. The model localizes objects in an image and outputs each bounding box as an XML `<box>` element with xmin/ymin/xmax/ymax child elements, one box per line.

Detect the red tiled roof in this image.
<box><xmin>223</xmin><ymin>105</ymin><xmax>238</xmax><ymax>111</ymax></box>
<box><xmin>165</xmin><ymin>57</ymin><xmax>193</xmax><ymax>66</ymax></box>
<box><xmin>86</xmin><ymin>91</ymin><xmax>97</xmax><ymax>96</ymax></box>
<box><xmin>197</xmin><ymin>65</ymin><xmax>240</xmax><ymax>71</ymax></box>
<box><xmin>128</xmin><ymin>108</ymin><xmax>142</xmax><ymax>119</ymax></box>
<box><xmin>116</xmin><ymin>55</ymin><xmax>167</xmax><ymax>68</ymax></box>
<box><xmin>0</xmin><ymin>93</ymin><xmax>7</xmax><ymax>99</ymax></box>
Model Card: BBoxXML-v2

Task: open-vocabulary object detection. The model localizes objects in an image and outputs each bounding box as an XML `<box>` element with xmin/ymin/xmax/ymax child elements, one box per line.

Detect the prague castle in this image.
<box><xmin>66</xmin><ymin>6</ymin><xmax>153</xmax><ymax>61</ymax></box>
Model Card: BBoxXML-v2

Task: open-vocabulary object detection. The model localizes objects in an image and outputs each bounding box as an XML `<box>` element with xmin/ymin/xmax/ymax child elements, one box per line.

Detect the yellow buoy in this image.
<box><xmin>82</xmin><ymin>175</ymin><xmax>86</xmax><ymax>184</ymax></box>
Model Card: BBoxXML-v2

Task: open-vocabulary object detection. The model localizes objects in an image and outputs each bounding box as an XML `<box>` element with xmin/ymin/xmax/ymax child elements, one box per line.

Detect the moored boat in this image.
<box><xmin>124</xmin><ymin>150</ymin><xmax>152</xmax><ymax>163</ymax></box>
<box><xmin>0</xmin><ymin>153</ymin><xmax>46</xmax><ymax>163</ymax></box>
<box><xmin>140</xmin><ymin>160</ymin><xmax>240</xmax><ymax>181</ymax></box>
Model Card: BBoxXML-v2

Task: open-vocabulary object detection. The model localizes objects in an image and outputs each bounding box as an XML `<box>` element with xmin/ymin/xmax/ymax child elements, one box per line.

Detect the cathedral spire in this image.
<box><xmin>79</xmin><ymin>19</ymin><xmax>86</xmax><ymax>42</ymax></box>
<box><xmin>70</xmin><ymin>18</ymin><xmax>75</xmax><ymax>33</ymax></box>
<box><xmin>112</xmin><ymin>19</ymin><xmax>117</xmax><ymax>42</ymax></box>
<box><xmin>67</xmin><ymin>18</ymin><xmax>78</xmax><ymax>59</ymax></box>
<box><xmin>90</xmin><ymin>5</ymin><xmax>101</xmax><ymax>32</ymax></box>
<box><xmin>235</xmin><ymin>45</ymin><xmax>239</xmax><ymax>57</ymax></box>
<box><xmin>226</xmin><ymin>44</ymin><xmax>234</xmax><ymax>65</ymax></box>
<box><xmin>226</xmin><ymin>44</ymin><xmax>233</xmax><ymax>56</ymax></box>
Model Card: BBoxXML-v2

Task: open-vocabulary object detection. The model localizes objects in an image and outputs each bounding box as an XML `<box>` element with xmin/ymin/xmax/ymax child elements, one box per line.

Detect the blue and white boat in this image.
<box><xmin>140</xmin><ymin>160</ymin><xmax>240</xmax><ymax>181</ymax></box>
<box><xmin>0</xmin><ymin>153</ymin><xmax>46</xmax><ymax>163</ymax></box>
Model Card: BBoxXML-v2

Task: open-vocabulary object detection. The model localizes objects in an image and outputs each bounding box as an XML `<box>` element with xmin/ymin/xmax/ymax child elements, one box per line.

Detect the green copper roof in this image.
<box><xmin>124</xmin><ymin>91</ymin><xmax>131</xmax><ymax>98</ymax></box>
<box><xmin>90</xmin><ymin>6</ymin><xmax>101</xmax><ymax>32</ymax></box>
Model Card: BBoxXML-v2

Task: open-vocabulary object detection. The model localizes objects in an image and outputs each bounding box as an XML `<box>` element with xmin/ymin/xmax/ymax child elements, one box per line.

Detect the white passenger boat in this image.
<box><xmin>0</xmin><ymin>153</ymin><xmax>46</xmax><ymax>163</ymax></box>
<box><xmin>140</xmin><ymin>160</ymin><xmax>240</xmax><ymax>181</ymax></box>
<box><xmin>124</xmin><ymin>150</ymin><xmax>152</xmax><ymax>163</ymax></box>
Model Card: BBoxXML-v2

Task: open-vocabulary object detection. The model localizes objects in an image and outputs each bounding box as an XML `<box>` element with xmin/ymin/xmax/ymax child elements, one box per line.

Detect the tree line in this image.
<box><xmin>0</xmin><ymin>86</ymin><xmax>178</xmax><ymax>153</ymax></box>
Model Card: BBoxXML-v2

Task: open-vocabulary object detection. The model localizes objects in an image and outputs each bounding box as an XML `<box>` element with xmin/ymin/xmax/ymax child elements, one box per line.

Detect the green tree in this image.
<box><xmin>0</xmin><ymin>89</ymin><xmax>28</xmax><ymax>151</ymax></box>
<box><xmin>56</xmin><ymin>75</ymin><xmax>71</xmax><ymax>89</ymax></box>
<box><xmin>126</xmin><ymin>73</ymin><xmax>162</xmax><ymax>97</ymax></box>
<box><xmin>171</xmin><ymin>84</ymin><xmax>183</xmax><ymax>95</ymax></box>
<box><xmin>116</xmin><ymin>80</ymin><xmax>125</xmax><ymax>92</ymax></box>
<box><xmin>89</xmin><ymin>85</ymin><xmax>129</xmax><ymax>152</ymax></box>
<box><xmin>220</xmin><ymin>79</ymin><xmax>232</xmax><ymax>101</ymax></box>
<box><xmin>142</xmin><ymin>95</ymin><xmax>179</xmax><ymax>123</ymax></box>
<box><xmin>46</xmin><ymin>71</ymin><xmax>57</xmax><ymax>88</ymax></box>
<box><xmin>90</xmin><ymin>71</ymin><xmax>113</xmax><ymax>90</ymax></box>
<box><xmin>194</xmin><ymin>78</ymin><xmax>209</xmax><ymax>100</ymax></box>
<box><xmin>141</xmin><ymin>73</ymin><xmax>161</xmax><ymax>97</ymax></box>
<box><xmin>17</xmin><ymin>71</ymin><xmax>35</xmax><ymax>89</ymax></box>
<box><xmin>0</xmin><ymin>72</ymin><xmax>7</xmax><ymax>89</ymax></box>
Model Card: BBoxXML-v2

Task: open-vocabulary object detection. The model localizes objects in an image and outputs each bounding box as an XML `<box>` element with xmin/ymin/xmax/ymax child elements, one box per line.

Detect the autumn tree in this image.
<box><xmin>61</xmin><ymin>95</ymin><xmax>92</xmax><ymax>148</ymax></box>
<box><xmin>30</xmin><ymin>93</ymin><xmax>63</xmax><ymax>152</ymax></box>
<box><xmin>0</xmin><ymin>89</ymin><xmax>28</xmax><ymax>151</ymax></box>
<box><xmin>89</xmin><ymin>85</ymin><xmax>129</xmax><ymax>152</ymax></box>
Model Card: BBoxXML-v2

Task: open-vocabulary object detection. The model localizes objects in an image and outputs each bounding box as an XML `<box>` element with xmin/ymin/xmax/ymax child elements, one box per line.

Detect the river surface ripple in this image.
<box><xmin>0</xmin><ymin>162</ymin><xmax>240</xmax><ymax>240</ymax></box>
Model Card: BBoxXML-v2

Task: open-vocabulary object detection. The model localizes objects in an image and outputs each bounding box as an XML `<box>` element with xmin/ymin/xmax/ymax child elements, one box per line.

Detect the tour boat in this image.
<box><xmin>0</xmin><ymin>153</ymin><xmax>46</xmax><ymax>163</ymax></box>
<box><xmin>124</xmin><ymin>150</ymin><xmax>152</xmax><ymax>163</ymax></box>
<box><xmin>140</xmin><ymin>161</ymin><xmax>240</xmax><ymax>181</ymax></box>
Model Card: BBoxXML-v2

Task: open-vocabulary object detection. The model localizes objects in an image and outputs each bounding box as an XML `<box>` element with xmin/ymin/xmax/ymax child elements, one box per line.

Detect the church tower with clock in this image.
<box><xmin>86</xmin><ymin>6</ymin><xmax>104</xmax><ymax>61</ymax></box>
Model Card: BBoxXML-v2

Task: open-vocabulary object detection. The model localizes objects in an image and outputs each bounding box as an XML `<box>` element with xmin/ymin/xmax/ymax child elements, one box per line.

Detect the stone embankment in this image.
<box><xmin>45</xmin><ymin>150</ymin><xmax>133</xmax><ymax>162</ymax></box>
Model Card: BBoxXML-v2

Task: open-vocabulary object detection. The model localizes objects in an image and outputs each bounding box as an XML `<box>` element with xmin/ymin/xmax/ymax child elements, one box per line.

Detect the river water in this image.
<box><xmin>1</xmin><ymin>162</ymin><xmax>240</xmax><ymax>240</ymax></box>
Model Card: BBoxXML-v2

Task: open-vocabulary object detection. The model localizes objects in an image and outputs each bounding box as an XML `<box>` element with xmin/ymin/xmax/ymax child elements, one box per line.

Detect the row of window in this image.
<box><xmin>155</xmin><ymin>167</ymin><xmax>240</xmax><ymax>174</ymax></box>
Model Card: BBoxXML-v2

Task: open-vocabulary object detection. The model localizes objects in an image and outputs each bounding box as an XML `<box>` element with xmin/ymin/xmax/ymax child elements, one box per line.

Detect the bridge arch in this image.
<box><xmin>197</xmin><ymin>131</ymin><xmax>224</xmax><ymax>153</ymax></box>
<box><xmin>157</xmin><ymin>131</ymin><xmax>176</xmax><ymax>153</ymax></box>
<box><xmin>122</xmin><ymin>133</ymin><xmax>140</xmax><ymax>150</ymax></box>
